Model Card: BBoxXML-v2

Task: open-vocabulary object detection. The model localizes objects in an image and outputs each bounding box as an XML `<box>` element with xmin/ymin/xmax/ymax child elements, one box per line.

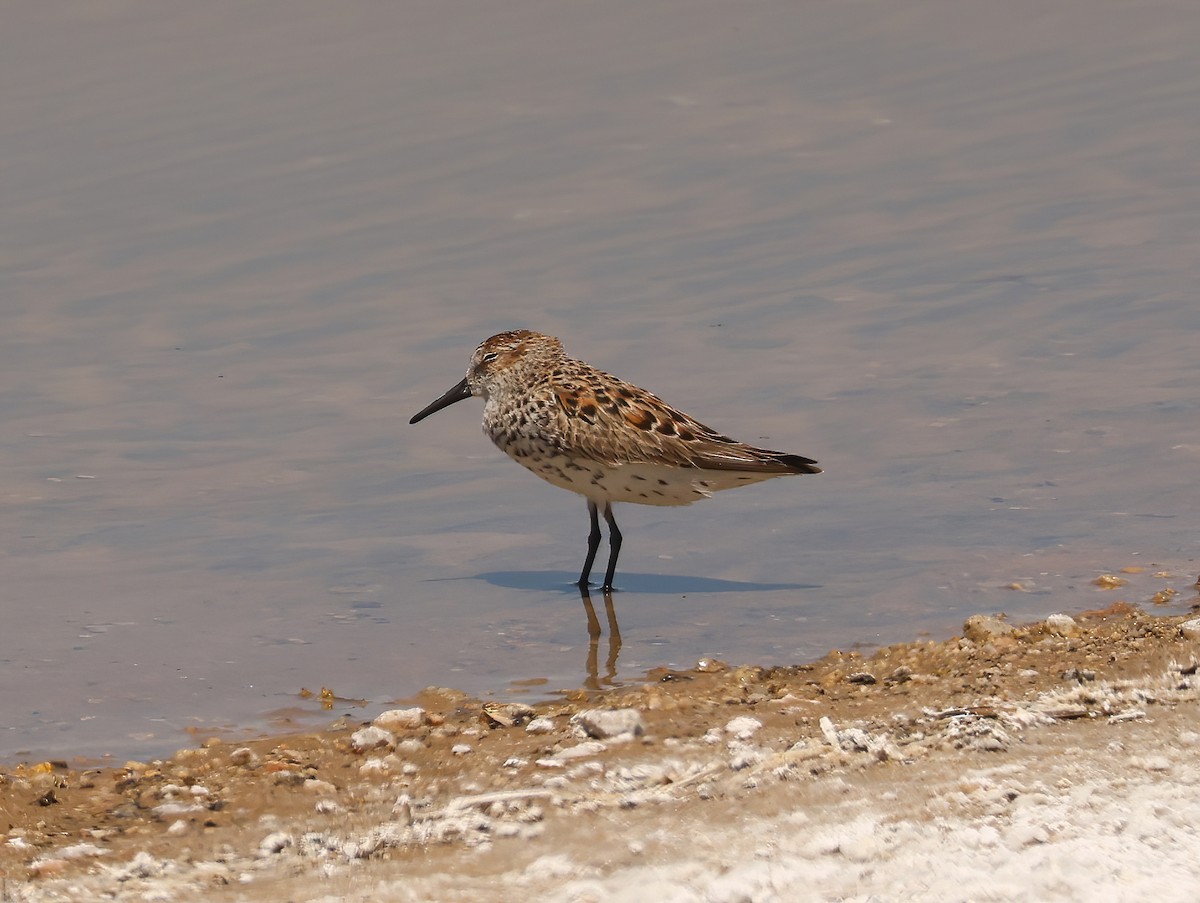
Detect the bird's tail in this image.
<box><xmin>772</xmin><ymin>452</ymin><xmax>822</xmax><ymax>474</ymax></box>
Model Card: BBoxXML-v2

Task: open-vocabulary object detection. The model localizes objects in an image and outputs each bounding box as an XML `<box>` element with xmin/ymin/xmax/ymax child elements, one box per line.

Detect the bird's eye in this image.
<box><xmin>481</xmin><ymin>352</ymin><xmax>499</xmax><ymax>364</ymax></box>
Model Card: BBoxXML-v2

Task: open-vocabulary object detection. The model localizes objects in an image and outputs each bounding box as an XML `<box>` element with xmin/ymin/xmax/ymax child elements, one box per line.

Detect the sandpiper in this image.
<box><xmin>410</xmin><ymin>330</ymin><xmax>821</xmax><ymax>590</ymax></box>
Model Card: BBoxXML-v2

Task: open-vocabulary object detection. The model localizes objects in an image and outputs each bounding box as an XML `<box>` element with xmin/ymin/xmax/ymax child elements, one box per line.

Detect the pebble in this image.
<box><xmin>724</xmin><ymin>716</ymin><xmax>762</xmax><ymax>740</ymax></box>
<box><xmin>373</xmin><ymin>708</ymin><xmax>426</xmax><ymax>731</ymax></box>
<box><xmin>1045</xmin><ymin>613</ymin><xmax>1080</xmax><ymax>637</ymax></box>
<box><xmin>350</xmin><ymin>726</ymin><xmax>395</xmax><ymax>753</ymax></box>
<box><xmin>729</xmin><ymin>748</ymin><xmax>765</xmax><ymax>771</ymax></box>
<box><xmin>963</xmin><ymin>614</ymin><xmax>1014</xmax><ymax>642</ymax></box>
<box><xmin>482</xmin><ymin>703</ymin><xmax>536</xmax><ymax>728</ymax></box>
<box><xmin>56</xmin><ymin>842</ymin><xmax>109</xmax><ymax>860</ymax></box>
<box><xmin>550</xmin><ymin>740</ymin><xmax>607</xmax><ymax>761</ymax></box>
<box><xmin>451</xmin><ymin>744</ymin><xmax>473</xmax><ymax>756</ymax></box>
<box><xmin>818</xmin><ymin>716</ymin><xmax>840</xmax><ymax>747</ymax></box>
<box><xmin>1179</xmin><ymin>618</ymin><xmax>1200</xmax><ymax>640</ymax></box>
<box><xmin>573</xmin><ymin>708</ymin><xmax>645</xmax><ymax>739</ymax></box>
<box><xmin>525</xmin><ymin>716</ymin><xmax>556</xmax><ymax>734</ymax></box>
<box><xmin>259</xmin><ymin>832</ymin><xmax>294</xmax><ymax>855</ymax></box>
<box><xmin>124</xmin><ymin>851</ymin><xmax>166</xmax><ymax>879</ymax></box>
<box><xmin>229</xmin><ymin>747</ymin><xmax>258</xmax><ymax>767</ymax></box>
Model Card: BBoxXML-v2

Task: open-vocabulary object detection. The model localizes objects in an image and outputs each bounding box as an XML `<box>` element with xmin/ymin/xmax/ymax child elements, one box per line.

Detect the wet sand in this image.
<box><xmin>5</xmin><ymin>583</ymin><xmax>1199</xmax><ymax>901</ymax></box>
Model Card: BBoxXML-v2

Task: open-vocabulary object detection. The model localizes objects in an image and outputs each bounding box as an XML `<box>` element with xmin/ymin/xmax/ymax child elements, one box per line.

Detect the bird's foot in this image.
<box><xmin>577</xmin><ymin>578</ymin><xmax>618</xmax><ymax>593</ymax></box>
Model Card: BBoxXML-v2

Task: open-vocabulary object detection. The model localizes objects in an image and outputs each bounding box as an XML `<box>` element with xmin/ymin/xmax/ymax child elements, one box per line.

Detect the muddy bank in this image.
<box><xmin>4</xmin><ymin>587</ymin><xmax>1200</xmax><ymax>901</ymax></box>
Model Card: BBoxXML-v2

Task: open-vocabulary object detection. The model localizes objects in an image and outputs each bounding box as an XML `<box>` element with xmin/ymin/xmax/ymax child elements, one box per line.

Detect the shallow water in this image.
<box><xmin>3</xmin><ymin>1</ymin><xmax>1199</xmax><ymax>761</ymax></box>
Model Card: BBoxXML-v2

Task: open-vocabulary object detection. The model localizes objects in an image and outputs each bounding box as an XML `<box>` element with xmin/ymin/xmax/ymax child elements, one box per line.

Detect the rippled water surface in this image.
<box><xmin>3</xmin><ymin>1</ymin><xmax>1199</xmax><ymax>760</ymax></box>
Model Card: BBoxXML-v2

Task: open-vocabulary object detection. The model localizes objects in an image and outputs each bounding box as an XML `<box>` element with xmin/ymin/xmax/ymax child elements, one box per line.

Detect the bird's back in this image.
<box><xmin>482</xmin><ymin>350</ymin><xmax>819</xmax><ymax>506</ymax></box>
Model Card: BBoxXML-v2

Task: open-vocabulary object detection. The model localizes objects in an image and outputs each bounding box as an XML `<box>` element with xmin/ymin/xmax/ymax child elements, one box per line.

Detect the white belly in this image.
<box><xmin>502</xmin><ymin>447</ymin><xmax>781</xmax><ymax>507</ymax></box>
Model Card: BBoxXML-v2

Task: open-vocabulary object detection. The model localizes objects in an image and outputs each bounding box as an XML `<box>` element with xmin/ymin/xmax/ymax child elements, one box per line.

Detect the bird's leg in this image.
<box><xmin>601</xmin><ymin>502</ymin><xmax>622</xmax><ymax>591</ymax></box>
<box><xmin>578</xmin><ymin>500</ymin><xmax>601</xmax><ymax>588</ymax></box>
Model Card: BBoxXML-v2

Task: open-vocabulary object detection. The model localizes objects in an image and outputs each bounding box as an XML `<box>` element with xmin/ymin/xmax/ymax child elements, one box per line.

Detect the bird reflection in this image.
<box><xmin>578</xmin><ymin>585</ymin><xmax>621</xmax><ymax>689</ymax></box>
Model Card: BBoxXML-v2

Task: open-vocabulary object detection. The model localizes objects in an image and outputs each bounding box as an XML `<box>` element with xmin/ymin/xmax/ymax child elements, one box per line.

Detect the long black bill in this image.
<box><xmin>409</xmin><ymin>377</ymin><xmax>473</xmax><ymax>424</ymax></box>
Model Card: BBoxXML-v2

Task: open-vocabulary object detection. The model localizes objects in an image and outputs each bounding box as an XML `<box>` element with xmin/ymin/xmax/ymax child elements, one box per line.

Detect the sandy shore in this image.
<box><xmin>4</xmin><ymin>590</ymin><xmax>1200</xmax><ymax>902</ymax></box>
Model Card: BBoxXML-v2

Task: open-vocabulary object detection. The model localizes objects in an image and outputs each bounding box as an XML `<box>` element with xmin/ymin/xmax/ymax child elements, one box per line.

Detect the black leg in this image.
<box><xmin>577</xmin><ymin>500</ymin><xmax>601</xmax><ymax>588</ymax></box>
<box><xmin>601</xmin><ymin>502</ymin><xmax>622</xmax><ymax>591</ymax></box>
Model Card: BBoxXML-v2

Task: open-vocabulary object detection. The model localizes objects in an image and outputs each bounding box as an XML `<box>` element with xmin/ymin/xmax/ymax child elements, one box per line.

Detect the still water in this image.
<box><xmin>3</xmin><ymin>1</ymin><xmax>1198</xmax><ymax>761</ymax></box>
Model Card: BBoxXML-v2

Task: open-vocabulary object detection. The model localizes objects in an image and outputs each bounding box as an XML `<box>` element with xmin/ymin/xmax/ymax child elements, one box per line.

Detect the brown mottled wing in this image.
<box><xmin>550</xmin><ymin>368</ymin><xmax>819</xmax><ymax>474</ymax></box>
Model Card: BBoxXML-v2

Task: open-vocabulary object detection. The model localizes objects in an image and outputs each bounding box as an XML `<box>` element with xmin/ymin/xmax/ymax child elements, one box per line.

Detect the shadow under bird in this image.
<box><xmin>410</xmin><ymin>330</ymin><xmax>821</xmax><ymax>591</ymax></box>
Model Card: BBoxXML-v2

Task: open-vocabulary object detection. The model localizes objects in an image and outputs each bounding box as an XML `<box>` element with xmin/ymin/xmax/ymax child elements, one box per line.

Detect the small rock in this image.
<box><xmin>848</xmin><ymin>672</ymin><xmax>877</xmax><ymax>685</ymax></box>
<box><xmin>963</xmin><ymin>615</ymin><xmax>1014</xmax><ymax>642</ymax></box>
<box><xmin>1179</xmin><ymin>618</ymin><xmax>1200</xmax><ymax>640</ymax></box>
<box><xmin>393</xmin><ymin>794</ymin><xmax>413</xmax><ymax>824</ymax></box>
<box><xmin>1109</xmin><ymin>710</ymin><xmax>1146</xmax><ymax>723</ymax></box>
<box><xmin>373</xmin><ymin>708</ymin><xmax>426</xmax><ymax>731</ymax></box>
<box><xmin>730</xmin><ymin>748</ymin><xmax>765</xmax><ymax>770</ymax></box>
<box><xmin>1044</xmin><ymin>705</ymin><xmax>1090</xmax><ymax>720</ymax></box>
<box><xmin>350</xmin><ymin>725</ymin><xmax>395</xmax><ymax>753</ymax></box>
<box><xmin>551</xmin><ymin>740</ymin><xmax>607</xmax><ymax>761</ymax></box>
<box><xmin>124</xmin><ymin>851</ymin><xmax>165</xmax><ymax>878</ymax></box>
<box><xmin>1045</xmin><ymin>613</ymin><xmax>1080</xmax><ymax>637</ymax></box>
<box><xmin>259</xmin><ymin>832</ymin><xmax>293</xmax><ymax>855</ymax></box>
<box><xmin>229</xmin><ymin>747</ymin><xmax>258</xmax><ymax>767</ymax></box>
<box><xmin>482</xmin><ymin>703</ymin><xmax>535</xmax><ymax>728</ymax></box>
<box><xmin>1093</xmin><ymin>574</ymin><xmax>1128</xmax><ymax>588</ymax></box>
<box><xmin>451</xmin><ymin>743</ymin><xmax>473</xmax><ymax>756</ymax></box>
<box><xmin>724</xmin><ymin>716</ymin><xmax>762</xmax><ymax>740</ymax></box>
<box><xmin>819</xmin><ymin>716</ymin><xmax>841</xmax><ymax>747</ymax></box>
<box><xmin>573</xmin><ymin>709</ymin><xmax>645</xmax><ymax>739</ymax></box>
<box><xmin>55</xmin><ymin>842</ymin><xmax>109</xmax><ymax>860</ymax></box>
<box><xmin>153</xmin><ymin>801</ymin><xmax>204</xmax><ymax>817</ymax></box>
<box><xmin>525</xmin><ymin>716</ymin><xmax>556</xmax><ymax>734</ymax></box>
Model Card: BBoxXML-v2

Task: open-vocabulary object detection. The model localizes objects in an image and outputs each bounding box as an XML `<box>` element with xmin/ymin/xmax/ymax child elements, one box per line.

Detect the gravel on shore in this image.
<box><xmin>4</xmin><ymin>596</ymin><xmax>1200</xmax><ymax>902</ymax></box>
